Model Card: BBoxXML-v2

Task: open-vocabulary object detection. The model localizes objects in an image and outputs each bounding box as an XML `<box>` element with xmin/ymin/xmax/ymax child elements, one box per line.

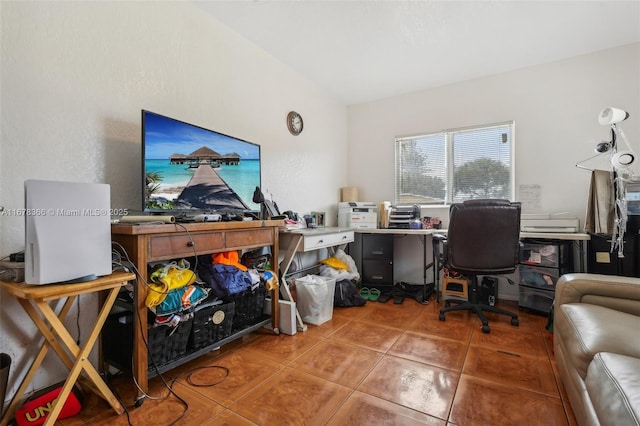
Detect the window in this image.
<box><xmin>394</xmin><ymin>121</ymin><xmax>514</xmax><ymax>205</ymax></box>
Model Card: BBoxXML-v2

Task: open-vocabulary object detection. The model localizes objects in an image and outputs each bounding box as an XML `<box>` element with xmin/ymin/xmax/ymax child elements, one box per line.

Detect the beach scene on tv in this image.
<box><xmin>144</xmin><ymin>113</ymin><xmax>261</xmax><ymax>213</ymax></box>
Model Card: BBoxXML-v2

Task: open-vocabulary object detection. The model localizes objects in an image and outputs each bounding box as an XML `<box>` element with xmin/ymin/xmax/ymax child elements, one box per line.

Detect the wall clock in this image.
<box><xmin>287</xmin><ymin>111</ymin><xmax>303</xmax><ymax>136</ymax></box>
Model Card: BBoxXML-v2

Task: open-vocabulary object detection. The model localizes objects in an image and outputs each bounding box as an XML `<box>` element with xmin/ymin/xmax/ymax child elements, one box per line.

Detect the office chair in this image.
<box><xmin>434</xmin><ymin>199</ymin><xmax>521</xmax><ymax>333</ymax></box>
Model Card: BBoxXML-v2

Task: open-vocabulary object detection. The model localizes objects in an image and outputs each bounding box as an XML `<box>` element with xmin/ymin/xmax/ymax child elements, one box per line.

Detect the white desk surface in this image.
<box><xmin>354</xmin><ymin>228</ymin><xmax>590</xmax><ymax>241</ymax></box>
<box><xmin>519</xmin><ymin>231</ymin><xmax>590</xmax><ymax>241</ymax></box>
<box><xmin>353</xmin><ymin>228</ymin><xmax>438</xmax><ymax>236</ymax></box>
<box><xmin>280</xmin><ymin>226</ymin><xmax>354</xmax><ymax>236</ymax></box>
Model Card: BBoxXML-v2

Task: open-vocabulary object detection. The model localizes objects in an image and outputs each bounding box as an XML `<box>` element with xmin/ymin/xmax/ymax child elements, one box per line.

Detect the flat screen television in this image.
<box><xmin>142</xmin><ymin>110</ymin><xmax>261</xmax><ymax>216</ymax></box>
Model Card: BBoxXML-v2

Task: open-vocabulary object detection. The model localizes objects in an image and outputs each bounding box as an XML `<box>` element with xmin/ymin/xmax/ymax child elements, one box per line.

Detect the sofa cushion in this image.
<box><xmin>555</xmin><ymin>303</ymin><xmax>640</xmax><ymax>378</ymax></box>
<box><xmin>586</xmin><ymin>352</ymin><xmax>640</xmax><ymax>426</ymax></box>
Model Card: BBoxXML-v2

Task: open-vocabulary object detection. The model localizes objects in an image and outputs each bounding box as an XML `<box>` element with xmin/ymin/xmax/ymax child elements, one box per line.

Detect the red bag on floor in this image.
<box><xmin>15</xmin><ymin>386</ymin><xmax>82</xmax><ymax>426</ymax></box>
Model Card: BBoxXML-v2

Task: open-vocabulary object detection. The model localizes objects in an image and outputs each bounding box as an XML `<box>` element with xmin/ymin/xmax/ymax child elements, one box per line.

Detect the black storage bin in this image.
<box><xmin>189</xmin><ymin>301</ymin><xmax>235</xmax><ymax>350</ymax></box>
<box><xmin>225</xmin><ymin>284</ymin><xmax>267</xmax><ymax>331</ymax></box>
<box><xmin>519</xmin><ymin>264</ymin><xmax>571</xmax><ymax>290</ymax></box>
<box><xmin>518</xmin><ymin>239</ymin><xmax>574</xmax><ymax>315</ymax></box>
<box><xmin>520</xmin><ymin>241</ymin><xmax>570</xmax><ymax>268</ymax></box>
<box><xmin>519</xmin><ymin>286</ymin><xmax>554</xmax><ymax>314</ymax></box>
<box><xmin>102</xmin><ymin>312</ymin><xmax>193</xmax><ymax>372</ymax></box>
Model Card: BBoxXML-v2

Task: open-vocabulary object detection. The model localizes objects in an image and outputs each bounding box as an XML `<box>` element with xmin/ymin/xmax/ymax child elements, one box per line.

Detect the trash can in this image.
<box><xmin>294</xmin><ymin>275</ymin><xmax>336</xmax><ymax>325</ymax></box>
<box><xmin>1</xmin><ymin>353</ymin><xmax>11</xmax><ymax>416</ymax></box>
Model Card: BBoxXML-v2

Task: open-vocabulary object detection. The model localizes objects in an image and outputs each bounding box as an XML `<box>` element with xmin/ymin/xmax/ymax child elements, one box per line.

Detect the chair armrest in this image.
<box><xmin>555</xmin><ymin>273</ymin><xmax>640</xmax><ymax>316</ymax></box>
<box><xmin>432</xmin><ymin>233</ymin><xmax>447</xmax><ymax>242</ymax></box>
<box><xmin>431</xmin><ymin>233</ymin><xmax>448</xmax><ymax>265</ymax></box>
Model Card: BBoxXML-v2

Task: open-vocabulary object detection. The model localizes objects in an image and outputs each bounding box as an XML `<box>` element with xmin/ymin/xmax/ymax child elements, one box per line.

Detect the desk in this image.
<box><xmin>279</xmin><ymin>227</ymin><xmax>354</xmax><ymax>331</ymax></box>
<box><xmin>353</xmin><ymin>228</ymin><xmax>438</xmax><ymax>303</ymax></box>
<box><xmin>111</xmin><ymin>220</ymin><xmax>282</xmax><ymax>396</ymax></box>
<box><xmin>0</xmin><ymin>271</ymin><xmax>135</xmax><ymax>426</ymax></box>
<box><xmin>433</xmin><ymin>231</ymin><xmax>591</xmax><ymax>303</ymax></box>
<box><xmin>354</xmin><ymin>229</ymin><xmax>590</xmax><ymax>303</ymax></box>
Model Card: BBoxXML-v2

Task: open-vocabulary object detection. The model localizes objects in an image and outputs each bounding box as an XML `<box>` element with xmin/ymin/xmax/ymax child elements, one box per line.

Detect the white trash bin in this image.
<box><xmin>295</xmin><ymin>275</ymin><xmax>336</xmax><ymax>325</ymax></box>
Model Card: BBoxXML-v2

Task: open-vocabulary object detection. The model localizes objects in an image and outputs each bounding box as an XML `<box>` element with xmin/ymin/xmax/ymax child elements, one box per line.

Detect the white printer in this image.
<box><xmin>520</xmin><ymin>213</ymin><xmax>580</xmax><ymax>233</ymax></box>
<box><xmin>338</xmin><ymin>202</ymin><xmax>378</xmax><ymax>229</ymax></box>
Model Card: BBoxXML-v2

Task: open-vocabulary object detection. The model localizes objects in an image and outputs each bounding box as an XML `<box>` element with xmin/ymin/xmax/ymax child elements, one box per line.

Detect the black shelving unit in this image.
<box><xmin>104</xmin><ymin>297</ymin><xmax>270</xmax><ymax>377</ymax></box>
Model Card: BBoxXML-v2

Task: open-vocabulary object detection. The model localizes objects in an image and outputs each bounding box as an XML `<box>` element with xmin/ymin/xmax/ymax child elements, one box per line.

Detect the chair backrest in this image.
<box><xmin>446</xmin><ymin>199</ymin><xmax>521</xmax><ymax>275</ymax></box>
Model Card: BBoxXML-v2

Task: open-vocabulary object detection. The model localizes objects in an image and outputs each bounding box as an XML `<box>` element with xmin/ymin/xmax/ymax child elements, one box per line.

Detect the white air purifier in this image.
<box><xmin>25</xmin><ymin>180</ymin><xmax>113</xmax><ymax>284</ymax></box>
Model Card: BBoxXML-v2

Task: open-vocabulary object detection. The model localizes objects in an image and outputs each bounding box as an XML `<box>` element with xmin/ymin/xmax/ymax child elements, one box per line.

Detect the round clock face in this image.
<box><xmin>287</xmin><ymin>111</ymin><xmax>303</xmax><ymax>135</ymax></box>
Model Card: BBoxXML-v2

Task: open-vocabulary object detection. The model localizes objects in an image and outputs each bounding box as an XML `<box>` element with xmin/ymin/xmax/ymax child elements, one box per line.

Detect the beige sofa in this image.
<box><xmin>554</xmin><ymin>273</ymin><xmax>640</xmax><ymax>426</ymax></box>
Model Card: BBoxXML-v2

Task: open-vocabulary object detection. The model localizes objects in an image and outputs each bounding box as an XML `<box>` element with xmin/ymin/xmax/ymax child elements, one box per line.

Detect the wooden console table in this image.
<box><xmin>0</xmin><ymin>271</ymin><xmax>135</xmax><ymax>426</ymax></box>
<box><xmin>110</xmin><ymin>220</ymin><xmax>282</xmax><ymax>396</ymax></box>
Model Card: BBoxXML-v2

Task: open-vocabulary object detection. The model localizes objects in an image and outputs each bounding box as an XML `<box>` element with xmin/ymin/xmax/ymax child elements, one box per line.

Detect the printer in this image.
<box><xmin>338</xmin><ymin>202</ymin><xmax>378</xmax><ymax>229</ymax></box>
<box><xmin>520</xmin><ymin>213</ymin><xmax>580</xmax><ymax>233</ymax></box>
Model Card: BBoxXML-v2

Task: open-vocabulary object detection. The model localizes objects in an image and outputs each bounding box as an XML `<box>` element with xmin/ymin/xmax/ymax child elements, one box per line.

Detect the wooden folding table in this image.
<box><xmin>0</xmin><ymin>271</ymin><xmax>135</xmax><ymax>426</ymax></box>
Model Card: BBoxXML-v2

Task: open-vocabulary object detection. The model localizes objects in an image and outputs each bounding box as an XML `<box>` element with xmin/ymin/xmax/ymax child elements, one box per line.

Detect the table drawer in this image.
<box><xmin>149</xmin><ymin>233</ymin><xmax>224</xmax><ymax>260</ymax></box>
<box><xmin>362</xmin><ymin>260</ymin><xmax>393</xmax><ymax>286</ymax></box>
<box><xmin>519</xmin><ymin>264</ymin><xmax>569</xmax><ymax>290</ymax></box>
<box><xmin>520</xmin><ymin>241</ymin><xmax>570</xmax><ymax>268</ymax></box>
<box><xmin>362</xmin><ymin>234</ymin><xmax>393</xmax><ymax>259</ymax></box>
<box><xmin>519</xmin><ymin>286</ymin><xmax>554</xmax><ymax>314</ymax></box>
<box><xmin>225</xmin><ymin>228</ymin><xmax>274</xmax><ymax>249</ymax></box>
<box><xmin>299</xmin><ymin>231</ymin><xmax>354</xmax><ymax>251</ymax></box>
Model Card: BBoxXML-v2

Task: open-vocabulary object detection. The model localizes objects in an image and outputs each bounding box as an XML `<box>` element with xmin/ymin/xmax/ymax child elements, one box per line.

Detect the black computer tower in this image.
<box><xmin>479</xmin><ymin>276</ymin><xmax>497</xmax><ymax>307</ymax></box>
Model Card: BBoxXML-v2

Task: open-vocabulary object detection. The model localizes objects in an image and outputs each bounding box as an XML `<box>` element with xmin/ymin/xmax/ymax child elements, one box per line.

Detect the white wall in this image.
<box><xmin>348</xmin><ymin>43</ymin><xmax>640</xmax><ymax>297</ymax></box>
<box><xmin>348</xmin><ymin>43</ymin><xmax>640</xmax><ymax>222</ymax></box>
<box><xmin>0</xmin><ymin>1</ymin><xmax>346</xmax><ymax>400</ymax></box>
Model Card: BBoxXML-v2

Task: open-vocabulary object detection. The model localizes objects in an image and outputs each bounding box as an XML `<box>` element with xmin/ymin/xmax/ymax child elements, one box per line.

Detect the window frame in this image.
<box><xmin>394</xmin><ymin>120</ymin><xmax>515</xmax><ymax>206</ymax></box>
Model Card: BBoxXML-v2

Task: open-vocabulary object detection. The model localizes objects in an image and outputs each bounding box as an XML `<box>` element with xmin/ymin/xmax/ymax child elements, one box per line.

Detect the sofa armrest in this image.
<box><xmin>555</xmin><ymin>273</ymin><xmax>640</xmax><ymax>316</ymax></box>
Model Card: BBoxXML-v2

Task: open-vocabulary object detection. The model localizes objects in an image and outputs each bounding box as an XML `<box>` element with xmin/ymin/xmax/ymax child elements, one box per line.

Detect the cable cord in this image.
<box><xmin>115</xmin><ymin>250</ymin><xmax>190</xmax><ymax>425</ymax></box>
<box><xmin>108</xmin><ymin>226</ymin><xmax>205</xmax><ymax>425</ymax></box>
<box><xmin>183</xmin><ymin>365</ymin><xmax>230</xmax><ymax>387</ymax></box>
<box><xmin>112</xmin><ymin>225</ymin><xmax>199</xmax><ymax>298</ymax></box>
<box><xmin>104</xmin><ymin>372</ymin><xmax>134</xmax><ymax>426</ymax></box>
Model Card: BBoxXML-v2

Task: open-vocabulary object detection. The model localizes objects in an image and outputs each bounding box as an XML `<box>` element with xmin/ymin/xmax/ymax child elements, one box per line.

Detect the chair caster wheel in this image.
<box><xmin>481</xmin><ymin>325</ymin><xmax>490</xmax><ymax>334</ymax></box>
<box><xmin>511</xmin><ymin>318</ymin><xmax>519</xmax><ymax>326</ymax></box>
<box><xmin>439</xmin><ymin>312</ymin><xmax>446</xmax><ymax>321</ymax></box>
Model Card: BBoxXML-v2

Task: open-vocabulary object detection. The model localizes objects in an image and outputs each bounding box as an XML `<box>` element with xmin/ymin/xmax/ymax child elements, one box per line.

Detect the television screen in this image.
<box><xmin>142</xmin><ymin>110</ymin><xmax>261</xmax><ymax>215</ymax></box>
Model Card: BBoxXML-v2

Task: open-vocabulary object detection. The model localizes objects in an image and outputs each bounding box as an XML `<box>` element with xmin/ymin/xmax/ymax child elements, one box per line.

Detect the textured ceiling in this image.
<box><xmin>196</xmin><ymin>1</ymin><xmax>640</xmax><ymax>105</ymax></box>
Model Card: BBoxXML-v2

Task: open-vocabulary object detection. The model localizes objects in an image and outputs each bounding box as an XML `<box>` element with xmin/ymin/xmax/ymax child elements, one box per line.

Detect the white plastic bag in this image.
<box><xmin>319</xmin><ymin>248</ymin><xmax>360</xmax><ymax>281</ymax></box>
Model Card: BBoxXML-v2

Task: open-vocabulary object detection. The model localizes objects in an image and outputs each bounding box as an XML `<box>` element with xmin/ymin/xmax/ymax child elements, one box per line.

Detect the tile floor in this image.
<box><xmin>62</xmin><ymin>297</ymin><xmax>578</xmax><ymax>425</ymax></box>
